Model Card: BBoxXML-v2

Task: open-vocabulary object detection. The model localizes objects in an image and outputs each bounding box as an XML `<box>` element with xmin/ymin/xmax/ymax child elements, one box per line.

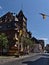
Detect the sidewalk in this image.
<box><xmin>0</xmin><ymin>53</ymin><xmax>39</xmax><ymax>64</ymax></box>
<box><xmin>19</xmin><ymin>53</ymin><xmax>38</xmax><ymax>59</ymax></box>
<box><xmin>0</xmin><ymin>53</ymin><xmax>40</xmax><ymax>59</ymax></box>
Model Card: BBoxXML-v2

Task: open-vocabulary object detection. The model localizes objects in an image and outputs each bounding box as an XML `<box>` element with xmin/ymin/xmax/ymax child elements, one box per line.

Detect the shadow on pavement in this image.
<box><xmin>22</xmin><ymin>58</ymin><xmax>49</xmax><ymax>65</ymax></box>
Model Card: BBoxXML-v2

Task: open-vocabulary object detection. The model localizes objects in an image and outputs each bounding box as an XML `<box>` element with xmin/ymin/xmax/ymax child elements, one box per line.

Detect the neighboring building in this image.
<box><xmin>31</xmin><ymin>37</ymin><xmax>39</xmax><ymax>44</ymax></box>
<box><xmin>33</xmin><ymin>44</ymin><xmax>43</xmax><ymax>53</ymax></box>
<box><xmin>38</xmin><ymin>40</ymin><xmax>45</xmax><ymax>51</ymax></box>
<box><xmin>46</xmin><ymin>44</ymin><xmax>49</xmax><ymax>53</ymax></box>
<box><xmin>31</xmin><ymin>37</ymin><xmax>44</xmax><ymax>53</ymax></box>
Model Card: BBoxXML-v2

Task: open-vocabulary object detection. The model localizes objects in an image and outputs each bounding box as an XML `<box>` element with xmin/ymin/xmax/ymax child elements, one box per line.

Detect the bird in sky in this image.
<box><xmin>40</xmin><ymin>13</ymin><xmax>49</xmax><ymax>19</ymax></box>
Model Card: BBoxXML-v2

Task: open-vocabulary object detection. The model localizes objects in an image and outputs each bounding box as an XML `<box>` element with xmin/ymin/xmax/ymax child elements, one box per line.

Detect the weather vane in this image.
<box><xmin>40</xmin><ymin>13</ymin><xmax>49</xmax><ymax>19</ymax></box>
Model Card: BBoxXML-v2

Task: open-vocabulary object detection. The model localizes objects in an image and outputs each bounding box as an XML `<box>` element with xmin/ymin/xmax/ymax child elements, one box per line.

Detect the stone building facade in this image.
<box><xmin>31</xmin><ymin>37</ymin><xmax>45</xmax><ymax>53</ymax></box>
<box><xmin>0</xmin><ymin>10</ymin><xmax>28</xmax><ymax>55</ymax></box>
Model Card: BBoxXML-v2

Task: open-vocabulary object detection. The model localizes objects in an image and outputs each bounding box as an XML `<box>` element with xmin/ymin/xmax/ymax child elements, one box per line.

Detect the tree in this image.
<box><xmin>0</xmin><ymin>33</ymin><xmax>8</xmax><ymax>55</ymax></box>
<box><xmin>23</xmin><ymin>37</ymin><xmax>33</xmax><ymax>53</ymax></box>
<box><xmin>23</xmin><ymin>37</ymin><xmax>33</xmax><ymax>46</ymax></box>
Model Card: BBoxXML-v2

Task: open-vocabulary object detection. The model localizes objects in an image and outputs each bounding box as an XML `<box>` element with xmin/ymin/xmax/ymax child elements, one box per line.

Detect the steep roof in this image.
<box><xmin>17</xmin><ymin>10</ymin><xmax>27</xmax><ymax>21</ymax></box>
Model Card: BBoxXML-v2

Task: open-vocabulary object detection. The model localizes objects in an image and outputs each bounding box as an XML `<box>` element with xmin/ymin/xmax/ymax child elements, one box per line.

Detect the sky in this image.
<box><xmin>0</xmin><ymin>0</ymin><xmax>49</xmax><ymax>46</ymax></box>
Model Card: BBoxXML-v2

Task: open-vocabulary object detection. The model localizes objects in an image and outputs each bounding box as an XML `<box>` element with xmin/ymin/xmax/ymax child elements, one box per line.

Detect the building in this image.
<box><xmin>31</xmin><ymin>37</ymin><xmax>44</xmax><ymax>53</ymax></box>
<box><xmin>33</xmin><ymin>44</ymin><xmax>43</xmax><ymax>53</ymax></box>
<box><xmin>38</xmin><ymin>40</ymin><xmax>45</xmax><ymax>51</ymax></box>
<box><xmin>0</xmin><ymin>10</ymin><xmax>28</xmax><ymax>55</ymax></box>
<box><xmin>46</xmin><ymin>44</ymin><xmax>49</xmax><ymax>53</ymax></box>
<box><xmin>27</xmin><ymin>31</ymin><xmax>32</xmax><ymax>38</ymax></box>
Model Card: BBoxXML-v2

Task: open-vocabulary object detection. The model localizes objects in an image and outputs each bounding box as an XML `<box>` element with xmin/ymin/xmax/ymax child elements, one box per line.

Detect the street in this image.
<box><xmin>0</xmin><ymin>53</ymin><xmax>49</xmax><ymax>65</ymax></box>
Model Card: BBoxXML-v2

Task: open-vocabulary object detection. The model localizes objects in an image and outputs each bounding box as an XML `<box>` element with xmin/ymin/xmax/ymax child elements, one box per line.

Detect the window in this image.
<box><xmin>23</xmin><ymin>17</ymin><xmax>26</xmax><ymax>22</ymax></box>
<box><xmin>15</xmin><ymin>17</ymin><xmax>18</xmax><ymax>21</ymax></box>
<box><xmin>0</xmin><ymin>21</ymin><xmax>2</xmax><ymax>23</ymax></box>
<box><xmin>0</xmin><ymin>26</ymin><xmax>2</xmax><ymax>28</ymax></box>
<box><xmin>15</xmin><ymin>23</ymin><xmax>17</xmax><ymax>26</ymax></box>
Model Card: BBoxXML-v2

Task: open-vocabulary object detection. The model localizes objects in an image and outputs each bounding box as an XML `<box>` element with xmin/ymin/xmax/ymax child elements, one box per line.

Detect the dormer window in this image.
<box><xmin>5</xmin><ymin>19</ymin><xmax>7</xmax><ymax>22</ymax></box>
<box><xmin>15</xmin><ymin>17</ymin><xmax>18</xmax><ymax>21</ymax></box>
<box><xmin>6</xmin><ymin>16</ymin><xmax>7</xmax><ymax>18</ymax></box>
<box><xmin>23</xmin><ymin>17</ymin><xmax>26</xmax><ymax>22</ymax></box>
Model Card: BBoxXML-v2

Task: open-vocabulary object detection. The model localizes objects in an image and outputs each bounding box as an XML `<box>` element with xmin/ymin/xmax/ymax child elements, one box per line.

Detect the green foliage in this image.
<box><xmin>0</xmin><ymin>33</ymin><xmax>8</xmax><ymax>48</ymax></box>
<box><xmin>23</xmin><ymin>37</ymin><xmax>33</xmax><ymax>46</ymax></box>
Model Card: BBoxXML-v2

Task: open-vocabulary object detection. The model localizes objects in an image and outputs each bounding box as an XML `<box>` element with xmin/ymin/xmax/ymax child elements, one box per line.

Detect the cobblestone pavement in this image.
<box><xmin>0</xmin><ymin>54</ymin><xmax>49</xmax><ymax>65</ymax></box>
<box><xmin>0</xmin><ymin>53</ymin><xmax>42</xmax><ymax>64</ymax></box>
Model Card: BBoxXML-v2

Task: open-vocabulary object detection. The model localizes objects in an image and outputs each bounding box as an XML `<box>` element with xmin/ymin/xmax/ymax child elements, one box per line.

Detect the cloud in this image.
<box><xmin>39</xmin><ymin>38</ymin><xmax>48</xmax><ymax>41</ymax></box>
<box><xmin>0</xmin><ymin>6</ymin><xmax>2</xmax><ymax>9</ymax></box>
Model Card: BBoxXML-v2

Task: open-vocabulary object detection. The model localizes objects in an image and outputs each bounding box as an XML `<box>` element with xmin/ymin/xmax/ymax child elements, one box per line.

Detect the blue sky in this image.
<box><xmin>0</xmin><ymin>0</ymin><xmax>49</xmax><ymax>45</ymax></box>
